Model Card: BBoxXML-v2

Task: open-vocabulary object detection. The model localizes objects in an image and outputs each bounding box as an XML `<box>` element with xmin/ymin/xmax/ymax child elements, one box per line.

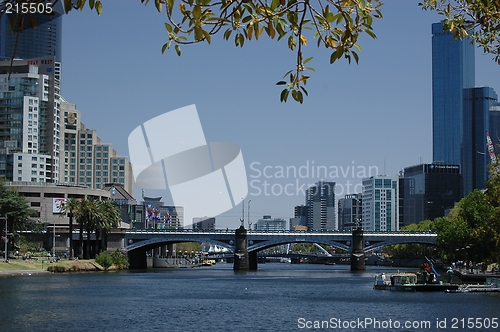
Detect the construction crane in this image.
<box><xmin>486</xmin><ymin>130</ymin><xmax>499</xmax><ymax>174</ymax></box>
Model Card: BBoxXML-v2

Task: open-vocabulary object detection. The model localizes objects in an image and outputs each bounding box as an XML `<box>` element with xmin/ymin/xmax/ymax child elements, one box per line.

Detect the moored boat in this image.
<box><xmin>374</xmin><ymin>272</ymin><xmax>460</xmax><ymax>292</ymax></box>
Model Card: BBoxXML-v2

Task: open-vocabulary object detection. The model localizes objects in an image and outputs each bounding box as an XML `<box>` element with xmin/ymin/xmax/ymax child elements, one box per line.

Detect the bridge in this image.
<box><xmin>125</xmin><ymin>227</ymin><xmax>438</xmax><ymax>271</ymax></box>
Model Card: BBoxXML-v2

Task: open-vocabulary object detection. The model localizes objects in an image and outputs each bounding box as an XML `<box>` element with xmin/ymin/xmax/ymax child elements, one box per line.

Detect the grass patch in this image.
<box><xmin>0</xmin><ymin>259</ymin><xmax>45</xmax><ymax>271</ymax></box>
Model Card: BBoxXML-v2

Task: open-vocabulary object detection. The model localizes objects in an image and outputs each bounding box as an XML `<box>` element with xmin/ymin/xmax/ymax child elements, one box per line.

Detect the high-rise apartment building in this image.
<box><xmin>0</xmin><ymin>3</ymin><xmax>64</xmax><ymax>61</ymax></box>
<box><xmin>60</xmin><ymin>101</ymin><xmax>133</xmax><ymax>194</ymax></box>
<box><xmin>362</xmin><ymin>175</ymin><xmax>399</xmax><ymax>232</ymax></box>
<box><xmin>462</xmin><ymin>87</ymin><xmax>500</xmax><ymax>194</ymax></box>
<box><xmin>400</xmin><ymin>163</ymin><xmax>462</xmax><ymax>227</ymax></box>
<box><xmin>305</xmin><ymin>181</ymin><xmax>336</xmax><ymax>230</ymax></box>
<box><xmin>432</xmin><ymin>21</ymin><xmax>475</xmax><ymax>165</ymax></box>
<box><xmin>0</xmin><ymin>56</ymin><xmax>61</xmax><ymax>182</ymax></box>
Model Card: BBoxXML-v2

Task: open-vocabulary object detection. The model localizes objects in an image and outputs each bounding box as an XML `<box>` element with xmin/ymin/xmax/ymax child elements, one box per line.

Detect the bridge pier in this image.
<box><xmin>350</xmin><ymin>228</ymin><xmax>365</xmax><ymax>271</ymax></box>
<box><xmin>233</xmin><ymin>226</ymin><xmax>249</xmax><ymax>271</ymax></box>
<box><xmin>249</xmin><ymin>251</ymin><xmax>258</xmax><ymax>270</ymax></box>
<box><xmin>128</xmin><ymin>248</ymin><xmax>147</xmax><ymax>269</ymax></box>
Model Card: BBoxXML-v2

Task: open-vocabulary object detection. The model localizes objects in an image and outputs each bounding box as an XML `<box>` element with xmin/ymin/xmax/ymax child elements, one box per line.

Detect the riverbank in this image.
<box><xmin>0</xmin><ymin>258</ymin><xmax>110</xmax><ymax>276</ymax></box>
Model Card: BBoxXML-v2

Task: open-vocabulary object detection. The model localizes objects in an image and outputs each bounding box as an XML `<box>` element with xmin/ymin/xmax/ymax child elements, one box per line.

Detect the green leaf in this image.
<box><xmin>193</xmin><ymin>5</ymin><xmax>202</xmax><ymax>20</ymax></box>
<box><xmin>175</xmin><ymin>44</ymin><xmax>182</xmax><ymax>56</ymax></box>
<box><xmin>89</xmin><ymin>0</ymin><xmax>95</xmax><ymax>10</ymax></box>
<box><xmin>303</xmin><ymin>57</ymin><xmax>313</xmax><ymax>65</ymax></box>
<box><xmin>223</xmin><ymin>29</ymin><xmax>232</xmax><ymax>41</ymax></box>
<box><xmin>165</xmin><ymin>23</ymin><xmax>173</xmax><ymax>33</ymax></box>
<box><xmin>276</xmin><ymin>81</ymin><xmax>287</xmax><ymax>85</ymax></box>
<box><xmin>28</xmin><ymin>16</ymin><xmax>37</xmax><ymax>30</ymax></box>
<box><xmin>95</xmin><ymin>1</ymin><xmax>103</xmax><ymax>15</ymax></box>
<box><xmin>155</xmin><ymin>0</ymin><xmax>162</xmax><ymax>12</ymax></box>
<box><xmin>202</xmin><ymin>30</ymin><xmax>211</xmax><ymax>44</ymax></box>
<box><xmin>352</xmin><ymin>51</ymin><xmax>359</xmax><ymax>64</ymax></box>
<box><xmin>161</xmin><ymin>42</ymin><xmax>170</xmax><ymax>54</ymax></box>
<box><xmin>167</xmin><ymin>0</ymin><xmax>174</xmax><ymax>15</ymax></box>
<box><xmin>280</xmin><ymin>89</ymin><xmax>289</xmax><ymax>102</ymax></box>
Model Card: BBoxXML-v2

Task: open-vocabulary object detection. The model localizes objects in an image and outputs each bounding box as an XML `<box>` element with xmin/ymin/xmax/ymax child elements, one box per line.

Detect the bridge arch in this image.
<box><xmin>127</xmin><ymin>237</ymin><xmax>234</xmax><ymax>252</ymax></box>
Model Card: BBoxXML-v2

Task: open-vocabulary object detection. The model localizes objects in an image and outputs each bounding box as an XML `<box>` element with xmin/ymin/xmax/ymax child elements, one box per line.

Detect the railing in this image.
<box><xmin>126</xmin><ymin>228</ymin><xmax>436</xmax><ymax>235</ymax></box>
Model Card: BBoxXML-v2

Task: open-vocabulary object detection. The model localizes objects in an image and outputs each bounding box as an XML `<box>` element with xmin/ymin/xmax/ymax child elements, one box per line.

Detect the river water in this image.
<box><xmin>0</xmin><ymin>263</ymin><xmax>499</xmax><ymax>332</ymax></box>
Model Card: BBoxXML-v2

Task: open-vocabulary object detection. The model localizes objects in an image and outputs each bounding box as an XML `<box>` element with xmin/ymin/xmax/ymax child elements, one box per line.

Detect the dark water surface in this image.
<box><xmin>0</xmin><ymin>264</ymin><xmax>499</xmax><ymax>331</ymax></box>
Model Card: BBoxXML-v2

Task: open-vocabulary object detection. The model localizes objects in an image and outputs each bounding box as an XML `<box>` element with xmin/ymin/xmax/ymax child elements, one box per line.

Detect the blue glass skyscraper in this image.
<box><xmin>0</xmin><ymin>3</ymin><xmax>64</xmax><ymax>61</ymax></box>
<box><xmin>462</xmin><ymin>87</ymin><xmax>500</xmax><ymax>194</ymax></box>
<box><xmin>432</xmin><ymin>22</ymin><xmax>475</xmax><ymax>165</ymax></box>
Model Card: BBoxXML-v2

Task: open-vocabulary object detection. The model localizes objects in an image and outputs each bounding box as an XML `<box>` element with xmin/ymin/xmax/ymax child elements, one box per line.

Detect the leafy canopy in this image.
<box><xmin>1</xmin><ymin>0</ymin><xmax>383</xmax><ymax>103</ymax></box>
<box><xmin>3</xmin><ymin>1</ymin><xmax>500</xmax><ymax>102</ymax></box>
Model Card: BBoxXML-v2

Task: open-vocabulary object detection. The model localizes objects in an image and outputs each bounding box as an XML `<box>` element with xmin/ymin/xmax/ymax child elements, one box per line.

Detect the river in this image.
<box><xmin>0</xmin><ymin>263</ymin><xmax>499</xmax><ymax>331</ymax></box>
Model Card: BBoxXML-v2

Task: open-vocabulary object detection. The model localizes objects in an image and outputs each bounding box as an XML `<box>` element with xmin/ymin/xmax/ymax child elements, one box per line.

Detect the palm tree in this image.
<box><xmin>93</xmin><ymin>200</ymin><xmax>122</xmax><ymax>256</ymax></box>
<box><xmin>63</xmin><ymin>198</ymin><xmax>80</xmax><ymax>259</ymax></box>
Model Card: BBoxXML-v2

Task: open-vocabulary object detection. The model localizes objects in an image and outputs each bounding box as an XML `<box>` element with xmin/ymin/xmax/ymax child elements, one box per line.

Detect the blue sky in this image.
<box><xmin>61</xmin><ymin>1</ymin><xmax>499</xmax><ymax>228</ymax></box>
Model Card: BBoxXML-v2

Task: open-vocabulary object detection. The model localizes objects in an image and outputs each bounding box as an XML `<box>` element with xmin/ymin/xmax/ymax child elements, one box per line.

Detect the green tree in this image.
<box><xmin>0</xmin><ymin>180</ymin><xmax>38</xmax><ymax>257</ymax></box>
<box><xmin>63</xmin><ymin>198</ymin><xmax>120</xmax><ymax>259</ymax></box>
<box><xmin>94</xmin><ymin>199</ymin><xmax>121</xmax><ymax>257</ymax></box>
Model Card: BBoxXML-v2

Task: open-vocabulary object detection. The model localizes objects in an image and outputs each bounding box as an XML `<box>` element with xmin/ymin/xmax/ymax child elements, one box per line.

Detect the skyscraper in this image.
<box><xmin>362</xmin><ymin>175</ymin><xmax>399</xmax><ymax>232</ymax></box>
<box><xmin>0</xmin><ymin>3</ymin><xmax>64</xmax><ymax>61</ymax></box>
<box><xmin>0</xmin><ymin>56</ymin><xmax>61</xmax><ymax>182</ymax></box>
<box><xmin>432</xmin><ymin>21</ymin><xmax>475</xmax><ymax>165</ymax></box>
<box><xmin>462</xmin><ymin>87</ymin><xmax>500</xmax><ymax>194</ymax></box>
<box><xmin>305</xmin><ymin>181</ymin><xmax>336</xmax><ymax>230</ymax></box>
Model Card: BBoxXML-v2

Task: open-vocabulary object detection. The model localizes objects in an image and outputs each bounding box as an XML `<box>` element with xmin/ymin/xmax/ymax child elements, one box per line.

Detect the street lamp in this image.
<box><xmin>248</xmin><ymin>199</ymin><xmax>252</xmax><ymax>231</ymax></box>
<box><xmin>2</xmin><ymin>214</ymin><xmax>7</xmax><ymax>262</ymax></box>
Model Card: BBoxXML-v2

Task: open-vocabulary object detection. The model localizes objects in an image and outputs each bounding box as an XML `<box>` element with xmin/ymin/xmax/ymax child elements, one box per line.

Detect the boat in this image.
<box><xmin>374</xmin><ymin>272</ymin><xmax>460</xmax><ymax>292</ymax></box>
<box><xmin>374</xmin><ymin>256</ymin><xmax>460</xmax><ymax>292</ymax></box>
<box><xmin>446</xmin><ymin>278</ymin><xmax>500</xmax><ymax>293</ymax></box>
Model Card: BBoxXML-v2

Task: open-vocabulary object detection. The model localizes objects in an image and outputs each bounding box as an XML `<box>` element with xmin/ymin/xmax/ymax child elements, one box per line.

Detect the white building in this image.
<box><xmin>254</xmin><ymin>215</ymin><xmax>287</xmax><ymax>231</ymax></box>
<box><xmin>362</xmin><ymin>175</ymin><xmax>399</xmax><ymax>232</ymax></box>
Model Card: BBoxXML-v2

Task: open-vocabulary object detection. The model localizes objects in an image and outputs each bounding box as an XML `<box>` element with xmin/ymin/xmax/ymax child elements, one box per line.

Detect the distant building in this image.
<box><xmin>293</xmin><ymin>205</ymin><xmax>308</xmax><ymax>227</ymax></box>
<box><xmin>432</xmin><ymin>21</ymin><xmax>475</xmax><ymax>165</ymax></box>
<box><xmin>462</xmin><ymin>87</ymin><xmax>500</xmax><ymax>194</ymax></box>
<box><xmin>254</xmin><ymin>215</ymin><xmax>287</xmax><ymax>231</ymax></box>
<box><xmin>0</xmin><ymin>2</ymin><xmax>64</xmax><ymax>61</ymax></box>
<box><xmin>132</xmin><ymin>197</ymin><xmax>183</xmax><ymax>230</ymax></box>
<box><xmin>192</xmin><ymin>217</ymin><xmax>216</xmax><ymax>230</ymax></box>
<box><xmin>305</xmin><ymin>181</ymin><xmax>336</xmax><ymax>230</ymax></box>
<box><xmin>60</xmin><ymin>101</ymin><xmax>134</xmax><ymax>194</ymax></box>
<box><xmin>337</xmin><ymin>193</ymin><xmax>362</xmax><ymax>231</ymax></box>
<box><xmin>400</xmin><ymin>163</ymin><xmax>463</xmax><ymax>227</ymax></box>
<box><xmin>362</xmin><ymin>175</ymin><xmax>399</xmax><ymax>232</ymax></box>
<box><xmin>0</xmin><ymin>57</ymin><xmax>62</xmax><ymax>183</ymax></box>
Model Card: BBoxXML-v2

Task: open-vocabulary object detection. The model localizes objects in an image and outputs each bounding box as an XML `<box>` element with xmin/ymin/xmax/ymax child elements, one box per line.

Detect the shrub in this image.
<box><xmin>110</xmin><ymin>249</ymin><xmax>129</xmax><ymax>270</ymax></box>
<box><xmin>95</xmin><ymin>252</ymin><xmax>113</xmax><ymax>270</ymax></box>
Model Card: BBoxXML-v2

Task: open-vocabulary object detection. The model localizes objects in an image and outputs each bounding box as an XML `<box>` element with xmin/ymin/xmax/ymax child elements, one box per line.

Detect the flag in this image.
<box><xmin>142</xmin><ymin>189</ymin><xmax>145</xmax><ymax>199</ymax></box>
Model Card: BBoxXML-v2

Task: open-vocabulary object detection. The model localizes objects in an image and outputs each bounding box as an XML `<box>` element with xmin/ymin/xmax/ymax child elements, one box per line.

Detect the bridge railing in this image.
<box><xmin>126</xmin><ymin>228</ymin><xmax>437</xmax><ymax>235</ymax></box>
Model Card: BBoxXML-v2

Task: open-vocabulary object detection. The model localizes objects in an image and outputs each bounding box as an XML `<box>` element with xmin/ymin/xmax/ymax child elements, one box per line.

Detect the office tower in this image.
<box><xmin>0</xmin><ymin>3</ymin><xmax>64</xmax><ymax>61</ymax></box>
<box><xmin>462</xmin><ymin>87</ymin><xmax>500</xmax><ymax>194</ymax></box>
<box><xmin>432</xmin><ymin>21</ymin><xmax>475</xmax><ymax>165</ymax></box>
<box><xmin>337</xmin><ymin>193</ymin><xmax>362</xmax><ymax>231</ymax></box>
<box><xmin>400</xmin><ymin>163</ymin><xmax>463</xmax><ymax>227</ymax></box>
<box><xmin>0</xmin><ymin>56</ymin><xmax>61</xmax><ymax>182</ymax></box>
<box><xmin>361</xmin><ymin>175</ymin><xmax>399</xmax><ymax>231</ymax></box>
<box><xmin>305</xmin><ymin>181</ymin><xmax>336</xmax><ymax>230</ymax></box>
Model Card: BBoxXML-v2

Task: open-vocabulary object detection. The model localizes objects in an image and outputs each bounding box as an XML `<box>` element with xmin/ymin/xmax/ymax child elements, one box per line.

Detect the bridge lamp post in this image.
<box><xmin>248</xmin><ymin>199</ymin><xmax>251</xmax><ymax>232</ymax></box>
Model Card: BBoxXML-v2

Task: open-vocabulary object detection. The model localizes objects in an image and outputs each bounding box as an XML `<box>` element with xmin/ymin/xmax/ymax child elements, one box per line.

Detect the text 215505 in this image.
<box><xmin>4</xmin><ymin>2</ymin><xmax>53</xmax><ymax>14</ymax></box>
